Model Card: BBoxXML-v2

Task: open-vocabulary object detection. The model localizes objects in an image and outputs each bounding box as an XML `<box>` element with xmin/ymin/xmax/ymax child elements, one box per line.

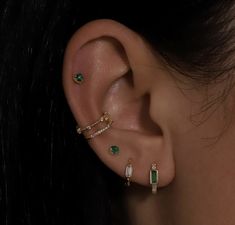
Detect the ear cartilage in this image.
<box><xmin>125</xmin><ymin>159</ymin><xmax>133</xmax><ymax>186</ymax></box>
<box><xmin>76</xmin><ymin>112</ymin><xmax>113</xmax><ymax>140</ymax></box>
<box><xmin>150</xmin><ymin>163</ymin><xmax>159</xmax><ymax>194</ymax></box>
<box><xmin>73</xmin><ymin>72</ymin><xmax>84</xmax><ymax>84</ymax></box>
<box><xmin>109</xmin><ymin>145</ymin><xmax>120</xmax><ymax>155</ymax></box>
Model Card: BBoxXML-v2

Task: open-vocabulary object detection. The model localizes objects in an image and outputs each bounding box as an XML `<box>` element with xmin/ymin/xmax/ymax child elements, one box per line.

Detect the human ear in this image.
<box><xmin>63</xmin><ymin>19</ymin><xmax>175</xmax><ymax>189</ymax></box>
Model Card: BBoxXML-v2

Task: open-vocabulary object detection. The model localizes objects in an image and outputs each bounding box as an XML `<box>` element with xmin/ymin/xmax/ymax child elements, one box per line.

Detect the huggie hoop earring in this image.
<box><xmin>76</xmin><ymin>112</ymin><xmax>113</xmax><ymax>140</ymax></box>
<box><xmin>125</xmin><ymin>159</ymin><xmax>133</xmax><ymax>186</ymax></box>
<box><xmin>150</xmin><ymin>163</ymin><xmax>159</xmax><ymax>194</ymax></box>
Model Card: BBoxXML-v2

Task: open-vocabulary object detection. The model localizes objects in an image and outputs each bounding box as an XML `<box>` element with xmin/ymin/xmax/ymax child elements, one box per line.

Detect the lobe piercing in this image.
<box><xmin>150</xmin><ymin>163</ymin><xmax>159</xmax><ymax>194</ymax></box>
<box><xmin>125</xmin><ymin>159</ymin><xmax>133</xmax><ymax>186</ymax></box>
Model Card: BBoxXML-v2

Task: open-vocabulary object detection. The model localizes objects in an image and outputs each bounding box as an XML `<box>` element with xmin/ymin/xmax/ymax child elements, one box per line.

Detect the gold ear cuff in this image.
<box><xmin>76</xmin><ymin>112</ymin><xmax>113</xmax><ymax>140</ymax></box>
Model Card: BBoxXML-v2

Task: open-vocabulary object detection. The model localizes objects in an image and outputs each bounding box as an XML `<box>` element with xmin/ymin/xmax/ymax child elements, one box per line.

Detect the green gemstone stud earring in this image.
<box><xmin>73</xmin><ymin>73</ymin><xmax>84</xmax><ymax>84</ymax></box>
<box><xmin>109</xmin><ymin>145</ymin><xmax>120</xmax><ymax>155</ymax></box>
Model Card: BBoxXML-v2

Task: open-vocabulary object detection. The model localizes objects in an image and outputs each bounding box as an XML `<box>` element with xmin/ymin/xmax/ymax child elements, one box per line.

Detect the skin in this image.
<box><xmin>63</xmin><ymin>19</ymin><xmax>235</xmax><ymax>225</ymax></box>
<box><xmin>126</xmin><ymin>72</ymin><xmax>235</xmax><ymax>225</ymax></box>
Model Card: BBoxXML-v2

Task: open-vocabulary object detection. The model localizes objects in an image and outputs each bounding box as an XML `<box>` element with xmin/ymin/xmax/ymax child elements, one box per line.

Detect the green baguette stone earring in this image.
<box><xmin>109</xmin><ymin>145</ymin><xmax>120</xmax><ymax>155</ymax></box>
<box><xmin>73</xmin><ymin>73</ymin><xmax>84</xmax><ymax>84</ymax></box>
<box><xmin>125</xmin><ymin>159</ymin><xmax>133</xmax><ymax>186</ymax></box>
<box><xmin>150</xmin><ymin>163</ymin><xmax>159</xmax><ymax>194</ymax></box>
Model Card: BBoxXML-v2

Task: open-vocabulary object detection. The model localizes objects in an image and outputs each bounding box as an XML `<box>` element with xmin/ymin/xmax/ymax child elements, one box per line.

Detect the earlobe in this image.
<box><xmin>63</xmin><ymin>19</ymin><xmax>175</xmax><ymax>191</ymax></box>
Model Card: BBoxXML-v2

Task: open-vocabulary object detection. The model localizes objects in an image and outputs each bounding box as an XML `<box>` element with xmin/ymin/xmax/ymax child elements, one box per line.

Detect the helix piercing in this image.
<box><xmin>73</xmin><ymin>73</ymin><xmax>84</xmax><ymax>84</ymax></box>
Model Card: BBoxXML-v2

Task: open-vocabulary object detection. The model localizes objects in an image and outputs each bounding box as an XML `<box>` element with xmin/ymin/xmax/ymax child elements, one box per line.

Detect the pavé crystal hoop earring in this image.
<box><xmin>76</xmin><ymin>112</ymin><xmax>113</xmax><ymax>140</ymax></box>
<box><xmin>150</xmin><ymin>163</ymin><xmax>159</xmax><ymax>194</ymax></box>
<box><xmin>125</xmin><ymin>159</ymin><xmax>133</xmax><ymax>186</ymax></box>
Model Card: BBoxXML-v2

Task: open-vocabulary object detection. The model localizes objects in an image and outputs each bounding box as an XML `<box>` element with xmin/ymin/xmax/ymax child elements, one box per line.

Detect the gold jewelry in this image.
<box><xmin>125</xmin><ymin>159</ymin><xmax>133</xmax><ymax>186</ymax></box>
<box><xmin>150</xmin><ymin>163</ymin><xmax>159</xmax><ymax>194</ymax></box>
<box><xmin>76</xmin><ymin>112</ymin><xmax>113</xmax><ymax>140</ymax></box>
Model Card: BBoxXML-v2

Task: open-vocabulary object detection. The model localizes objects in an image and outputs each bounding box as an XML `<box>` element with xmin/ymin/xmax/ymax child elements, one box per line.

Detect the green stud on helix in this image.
<box><xmin>73</xmin><ymin>73</ymin><xmax>84</xmax><ymax>84</ymax></box>
<box><xmin>110</xmin><ymin>145</ymin><xmax>120</xmax><ymax>155</ymax></box>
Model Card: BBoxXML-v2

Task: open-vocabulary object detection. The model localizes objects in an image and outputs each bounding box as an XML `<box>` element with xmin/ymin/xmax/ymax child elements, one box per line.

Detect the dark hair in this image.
<box><xmin>1</xmin><ymin>1</ymin><xmax>235</xmax><ymax>225</ymax></box>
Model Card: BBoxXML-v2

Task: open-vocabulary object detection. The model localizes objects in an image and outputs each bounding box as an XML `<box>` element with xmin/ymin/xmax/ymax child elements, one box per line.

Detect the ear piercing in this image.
<box><xmin>76</xmin><ymin>112</ymin><xmax>113</xmax><ymax>140</ymax></box>
<box><xmin>123</xmin><ymin>160</ymin><xmax>159</xmax><ymax>193</ymax></box>
<box><xmin>73</xmin><ymin>73</ymin><xmax>159</xmax><ymax>193</ymax></box>
<box><xmin>125</xmin><ymin>159</ymin><xmax>133</xmax><ymax>186</ymax></box>
<box><xmin>109</xmin><ymin>145</ymin><xmax>120</xmax><ymax>155</ymax></box>
<box><xmin>73</xmin><ymin>73</ymin><xmax>84</xmax><ymax>84</ymax></box>
<box><xmin>150</xmin><ymin>163</ymin><xmax>159</xmax><ymax>194</ymax></box>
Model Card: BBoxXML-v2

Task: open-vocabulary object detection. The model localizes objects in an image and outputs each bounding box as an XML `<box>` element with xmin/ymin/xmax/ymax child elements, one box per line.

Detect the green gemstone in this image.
<box><xmin>151</xmin><ymin>170</ymin><xmax>157</xmax><ymax>183</ymax></box>
<box><xmin>73</xmin><ymin>73</ymin><xmax>84</xmax><ymax>84</ymax></box>
<box><xmin>110</xmin><ymin>145</ymin><xmax>120</xmax><ymax>155</ymax></box>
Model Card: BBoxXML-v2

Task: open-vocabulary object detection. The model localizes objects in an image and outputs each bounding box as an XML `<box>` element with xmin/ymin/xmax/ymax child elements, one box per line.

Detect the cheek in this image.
<box><xmin>149</xmin><ymin>82</ymin><xmax>198</xmax><ymax>134</ymax></box>
<box><xmin>150</xmin><ymin>75</ymin><xmax>235</xmax><ymax>221</ymax></box>
<box><xmin>171</xmin><ymin>105</ymin><xmax>235</xmax><ymax>222</ymax></box>
<box><xmin>169</xmin><ymin>88</ymin><xmax>230</xmax><ymax>169</ymax></box>
<box><xmin>149</xmin><ymin>76</ymin><xmax>235</xmax><ymax>169</ymax></box>
<box><xmin>150</xmin><ymin>80</ymin><xmax>234</xmax><ymax>183</ymax></box>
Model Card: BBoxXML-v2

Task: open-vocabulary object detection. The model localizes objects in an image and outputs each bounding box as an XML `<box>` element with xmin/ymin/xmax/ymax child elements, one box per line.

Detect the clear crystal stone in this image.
<box><xmin>125</xmin><ymin>164</ymin><xmax>133</xmax><ymax>178</ymax></box>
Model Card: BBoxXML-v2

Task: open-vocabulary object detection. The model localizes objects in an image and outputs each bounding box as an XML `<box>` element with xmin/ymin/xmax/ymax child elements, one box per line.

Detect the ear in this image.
<box><xmin>63</xmin><ymin>19</ymin><xmax>175</xmax><ymax>188</ymax></box>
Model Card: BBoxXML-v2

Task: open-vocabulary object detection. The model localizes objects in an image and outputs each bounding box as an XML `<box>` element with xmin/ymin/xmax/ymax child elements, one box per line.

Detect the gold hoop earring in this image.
<box><xmin>150</xmin><ymin>163</ymin><xmax>159</xmax><ymax>194</ymax></box>
<box><xmin>125</xmin><ymin>159</ymin><xmax>133</xmax><ymax>186</ymax></box>
<box><xmin>76</xmin><ymin>112</ymin><xmax>113</xmax><ymax>140</ymax></box>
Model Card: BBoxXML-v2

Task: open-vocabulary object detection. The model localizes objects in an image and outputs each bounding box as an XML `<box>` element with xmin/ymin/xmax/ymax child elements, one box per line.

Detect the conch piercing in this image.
<box><xmin>76</xmin><ymin>112</ymin><xmax>113</xmax><ymax>140</ymax></box>
<box><xmin>125</xmin><ymin>159</ymin><xmax>133</xmax><ymax>186</ymax></box>
<box><xmin>150</xmin><ymin>163</ymin><xmax>159</xmax><ymax>194</ymax></box>
<box><xmin>109</xmin><ymin>145</ymin><xmax>120</xmax><ymax>155</ymax></box>
<box><xmin>73</xmin><ymin>72</ymin><xmax>84</xmax><ymax>84</ymax></box>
